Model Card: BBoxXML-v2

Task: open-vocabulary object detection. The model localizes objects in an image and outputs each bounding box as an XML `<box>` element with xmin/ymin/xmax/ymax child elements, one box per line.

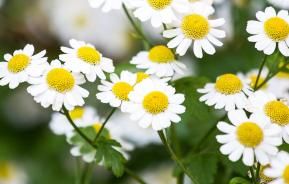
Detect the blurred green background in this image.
<box><xmin>0</xmin><ymin>0</ymin><xmax>278</xmax><ymax>183</ymax></box>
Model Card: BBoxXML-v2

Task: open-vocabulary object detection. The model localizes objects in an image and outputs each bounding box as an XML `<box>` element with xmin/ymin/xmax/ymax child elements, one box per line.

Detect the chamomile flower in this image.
<box><xmin>247</xmin><ymin>7</ymin><xmax>289</xmax><ymax>56</ymax></box>
<box><xmin>267</xmin><ymin>0</ymin><xmax>289</xmax><ymax>9</ymax></box>
<box><xmin>268</xmin><ymin>72</ymin><xmax>289</xmax><ymax>100</ymax></box>
<box><xmin>49</xmin><ymin>106</ymin><xmax>97</xmax><ymax>136</ymax></box>
<box><xmin>197</xmin><ymin>73</ymin><xmax>252</xmax><ymax>111</ymax></box>
<box><xmin>264</xmin><ymin>151</ymin><xmax>289</xmax><ymax>184</ymax></box>
<box><xmin>216</xmin><ymin>110</ymin><xmax>282</xmax><ymax>166</ymax></box>
<box><xmin>0</xmin><ymin>44</ymin><xmax>47</xmax><ymax>89</ymax></box>
<box><xmin>247</xmin><ymin>91</ymin><xmax>289</xmax><ymax>143</ymax></box>
<box><xmin>60</xmin><ymin>39</ymin><xmax>114</xmax><ymax>82</ymax></box>
<box><xmin>96</xmin><ymin>71</ymin><xmax>136</xmax><ymax>110</ymax></box>
<box><xmin>88</xmin><ymin>0</ymin><xmax>126</xmax><ymax>12</ymax></box>
<box><xmin>132</xmin><ymin>0</ymin><xmax>190</xmax><ymax>28</ymax></box>
<box><xmin>238</xmin><ymin>68</ymin><xmax>270</xmax><ymax>90</ymax></box>
<box><xmin>0</xmin><ymin>162</ymin><xmax>27</xmax><ymax>184</ymax></box>
<box><xmin>123</xmin><ymin>78</ymin><xmax>185</xmax><ymax>131</ymax></box>
<box><xmin>163</xmin><ymin>2</ymin><xmax>226</xmax><ymax>57</ymax></box>
<box><xmin>131</xmin><ymin>45</ymin><xmax>186</xmax><ymax>77</ymax></box>
<box><xmin>27</xmin><ymin>60</ymin><xmax>89</xmax><ymax>111</ymax></box>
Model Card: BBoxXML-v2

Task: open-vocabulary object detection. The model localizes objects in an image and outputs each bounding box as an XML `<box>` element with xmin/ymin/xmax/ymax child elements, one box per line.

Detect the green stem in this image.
<box><xmin>250</xmin><ymin>167</ymin><xmax>256</xmax><ymax>184</ymax></box>
<box><xmin>158</xmin><ymin>131</ymin><xmax>199</xmax><ymax>184</ymax></box>
<box><xmin>80</xmin><ymin>163</ymin><xmax>94</xmax><ymax>184</ymax></box>
<box><xmin>93</xmin><ymin>108</ymin><xmax>116</xmax><ymax>142</ymax></box>
<box><xmin>122</xmin><ymin>3</ymin><xmax>152</xmax><ymax>48</ymax></box>
<box><xmin>255</xmin><ymin>163</ymin><xmax>261</xmax><ymax>184</ymax></box>
<box><xmin>63</xmin><ymin>107</ymin><xmax>96</xmax><ymax>149</ymax></box>
<box><xmin>253</xmin><ymin>55</ymin><xmax>267</xmax><ymax>91</ymax></box>
<box><xmin>125</xmin><ymin>168</ymin><xmax>147</xmax><ymax>184</ymax></box>
<box><xmin>177</xmin><ymin>172</ymin><xmax>184</xmax><ymax>184</ymax></box>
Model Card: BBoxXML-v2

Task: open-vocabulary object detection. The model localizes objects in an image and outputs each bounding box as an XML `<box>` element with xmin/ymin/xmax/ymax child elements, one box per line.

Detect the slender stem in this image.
<box><xmin>255</xmin><ymin>163</ymin><xmax>261</xmax><ymax>184</ymax></box>
<box><xmin>177</xmin><ymin>172</ymin><xmax>184</xmax><ymax>184</ymax></box>
<box><xmin>122</xmin><ymin>3</ymin><xmax>152</xmax><ymax>47</ymax></box>
<box><xmin>125</xmin><ymin>168</ymin><xmax>147</xmax><ymax>184</ymax></box>
<box><xmin>93</xmin><ymin>108</ymin><xmax>116</xmax><ymax>142</ymax></box>
<box><xmin>253</xmin><ymin>55</ymin><xmax>267</xmax><ymax>91</ymax></box>
<box><xmin>158</xmin><ymin>131</ymin><xmax>199</xmax><ymax>184</ymax></box>
<box><xmin>80</xmin><ymin>163</ymin><xmax>93</xmax><ymax>184</ymax></box>
<box><xmin>250</xmin><ymin>167</ymin><xmax>256</xmax><ymax>184</ymax></box>
<box><xmin>63</xmin><ymin>107</ymin><xmax>96</xmax><ymax>149</ymax></box>
<box><xmin>75</xmin><ymin>158</ymin><xmax>81</xmax><ymax>184</ymax></box>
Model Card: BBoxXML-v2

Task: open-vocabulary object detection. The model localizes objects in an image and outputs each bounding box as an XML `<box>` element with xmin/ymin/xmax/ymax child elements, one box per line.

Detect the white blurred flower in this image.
<box><xmin>130</xmin><ymin>45</ymin><xmax>186</xmax><ymax>77</ymax></box>
<box><xmin>247</xmin><ymin>7</ymin><xmax>289</xmax><ymax>57</ymax></box>
<box><xmin>60</xmin><ymin>39</ymin><xmax>115</xmax><ymax>82</ymax></box>
<box><xmin>0</xmin><ymin>44</ymin><xmax>47</xmax><ymax>89</ymax></box>
<box><xmin>0</xmin><ymin>162</ymin><xmax>27</xmax><ymax>184</ymax></box>
<box><xmin>163</xmin><ymin>2</ymin><xmax>226</xmax><ymax>57</ymax></box>
<box><xmin>268</xmin><ymin>72</ymin><xmax>289</xmax><ymax>100</ymax></box>
<box><xmin>88</xmin><ymin>0</ymin><xmax>124</xmax><ymax>12</ymax></box>
<box><xmin>267</xmin><ymin>0</ymin><xmax>289</xmax><ymax>9</ymax></box>
<box><xmin>238</xmin><ymin>68</ymin><xmax>270</xmax><ymax>91</ymax></box>
<box><xmin>27</xmin><ymin>60</ymin><xmax>89</xmax><ymax>111</ymax></box>
<box><xmin>41</xmin><ymin>0</ymin><xmax>131</xmax><ymax>58</ymax></box>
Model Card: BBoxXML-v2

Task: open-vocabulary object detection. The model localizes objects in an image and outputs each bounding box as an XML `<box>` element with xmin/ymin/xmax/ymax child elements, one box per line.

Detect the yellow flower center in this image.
<box><xmin>143</xmin><ymin>91</ymin><xmax>169</xmax><ymax>114</ymax></box>
<box><xmin>148</xmin><ymin>45</ymin><xmax>175</xmax><ymax>63</ymax></box>
<box><xmin>181</xmin><ymin>14</ymin><xmax>210</xmax><ymax>40</ymax></box>
<box><xmin>249</xmin><ymin>75</ymin><xmax>268</xmax><ymax>89</ymax></box>
<box><xmin>147</xmin><ymin>0</ymin><xmax>172</xmax><ymax>10</ymax></box>
<box><xmin>93</xmin><ymin>123</ymin><xmax>102</xmax><ymax>133</ymax></box>
<box><xmin>259</xmin><ymin>165</ymin><xmax>274</xmax><ymax>183</ymax></box>
<box><xmin>46</xmin><ymin>68</ymin><xmax>75</xmax><ymax>93</ymax></box>
<box><xmin>264</xmin><ymin>101</ymin><xmax>289</xmax><ymax>126</ymax></box>
<box><xmin>112</xmin><ymin>82</ymin><xmax>133</xmax><ymax>101</ymax></box>
<box><xmin>74</xmin><ymin>14</ymin><xmax>87</xmax><ymax>28</ymax></box>
<box><xmin>264</xmin><ymin>17</ymin><xmax>289</xmax><ymax>41</ymax></box>
<box><xmin>277</xmin><ymin>72</ymin><xmax>289</xmax><ymax>79</ymax></box>
<box><xmin>69</xmin><ymin>107</ymin><xmax>85</xmax><ymax>120</ymax></box>
<box><xmin>237</xmin><ymin>122</ymin><xmax>263</xmax><ymax>147</ymax></box>
<box><xmin>0</xmin><ymin>162</ymin><xmax>13</xmax><ymax>180</ymax></box>
<box><xmin>77</xmin><ymin>46</ymin><xmax>101</xmax><ymax>65</ymax></box>
<box><xmin>215</xmin><ymin>74</ymin><xmax>243</xmax><ymax>95</ymax></box>
<box><xmin>7</xmin><ymin>54</ymin><xmax>30</xmax><ymax>73</ymax></box>
<box><xmin>136</xmin><ymin>72</ymin><xmax>149</xmax><ymax>83</ymax></box>
<box><xmin>283</xmin><ymin>165</ymin><xmax>289</xmax><ymax>184</ymax></box>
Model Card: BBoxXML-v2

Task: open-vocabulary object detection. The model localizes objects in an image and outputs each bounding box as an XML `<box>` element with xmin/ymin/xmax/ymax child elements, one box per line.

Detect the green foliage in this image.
<box><xmin>265</xmin><ymin>51</ymin><xmax>283</xmax><ymax>74</ymax></box>
<box><xmin>229</xmin><ymin>177</ymin><xmax>251</xmax><ymax>184</ymax></box>
<box><xmin>68</xmin><ymin>127</ymin><xmax>126</xmax><ymax>177</ymax></box>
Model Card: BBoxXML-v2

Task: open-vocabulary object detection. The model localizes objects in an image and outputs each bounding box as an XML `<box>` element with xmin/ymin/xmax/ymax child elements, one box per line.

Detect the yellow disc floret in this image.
<box><xmin>143</xmin><ymin>91</ymin><xmax>169</xmax><ymax>114</ymax></box>
<box><xmin>148</xmin><ymin>45</ymin><xmax>175</xmax><ymax>63</ymax></box>
<box><xmin>259</xmin><ymin>165</ymin><xmax>274</xmax><ymax>183</ymax></box>
<box><xmin>283</xmin><ymin>165</ymin><xmax>289</xmax><ymax>184</ymax></box>
<box><xmin>8</xmin><ymin>54</ymin><xmax>30</xmax><ymax>73</ymax></box>
<box><xmin>237</xmin><ymin>122</ymin><xmax>263</xmax><ymax>147</ymax></box>
<box><xmin>136</xmin><ymin>72</ymin><xmax>149</xmax><ymax>83</ymax></box>
<box><xmin>147</xmin><ymin>0</ymin><xmax>172</xmax><ymax>10</ymax></box>
<box><xmin>181</xmin><ymin>14</ymin><xmax>210</xmax><ymax>40</ymax></box>
<box><xmin>264</xmin><ymin>17</ymin><xmax>289</xmax><ymax>41</ymax></box>
<box><xmin>215</xmin><ymin>74</ymin><xmax>243</xmax><ymax>95</ymax></box>
<box><xmin>77</xmin><ymin>46</ymin><xmax>101</xmax><ymax>65</ymax></box>
<box><xmin>264</xmin><ymin>101</ymin><xmax>289</xmax><ymax>126</ymax></box>
<box><xmin>46</xmin><ymin>68</ymin><xmax>75</xmax><ymax>93</ymax></box>
<box><xmin>69</xmin><ymin>107</ymin><xmax>85</xmax><ymax>120</ymax></box>
<box><xmin>112</xmin><ymin>82</ymin><xmax>133</xmax><ymax>101</ymax></box>
<box><xmin>93</xmin><ymin>123</ymin><xmax>102</xmax><ymax>133</ymax></box>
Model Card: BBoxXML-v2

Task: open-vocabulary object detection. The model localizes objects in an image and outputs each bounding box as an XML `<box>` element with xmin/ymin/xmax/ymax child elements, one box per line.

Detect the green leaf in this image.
<box><xmin>173</xmin><ymin>77</ymin><xmax>221</xmax><ymax>149</ymax></box>
<box><xmin>95</xmin><ymin>138</ymin><xmax>126</xmax><ymax>177</ymax></box>
<box><xmin>266</xmin><ymin>51</ymin><xmax>284</xmax><ymax>74</ymax></box>
<box><xmin>183</xmin><ymin>153</ymin><xmax>218</xmax><ymax>184</ymax></box>
<box><xmin>229</xmin><ymin>177</ymin><xmax>251</xmax><ymax>184</ymax></box>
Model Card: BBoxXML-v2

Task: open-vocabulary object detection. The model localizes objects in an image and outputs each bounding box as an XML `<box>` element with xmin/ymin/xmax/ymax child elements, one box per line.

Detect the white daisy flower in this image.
<box><xmin>197</xmin><ymin>73</ymin><xmax>252</xmax><ymax>111</ymax></box>
<box><xmin>264</xmin><ymin>151</ymin><xmax>289</xmax><ymax>184</ymax></box>
<box><xmin>123</xmin><ymin>78</ymin><xmax>185</xmax><ymax>131</ymax></box>
<box><xmin>246</xmin><ymin>91</ymin><xmax>289</xmax><ymax>143</ymax></box>
<box><xmin>268</xmin><ymin>72</ymin><xmax>289</xmax><ymax>100</ymax></box>
<box><xmin>216</xmin><ymin>109</ymin><xmax>282</xmax><ymax>166</ymax></box>
<box><xmin>238</xmin><ymin>68</ymin><xmax>270</xmax><ymax>90</ymax></box>
<box><xmin>130</xmin><ymin>45</ymin><xmax>186</xmax><ymax>77</ymax></box>
<box><xmin>247</xmin><ymin>7</ymin><xmax>289</xmax><ymax>57</ymax></box>
<box><xmin>267</xmin><ymin>0</ymin><xmax>289</xmax><ymax>9</ymax></box>
<box><xmin>60</xmin><ymin>39</ymin><xmax>115</xmax><ymax>82</ymax></box>
<box><xmin>88</xmin><ymin>0</ymin><xmax>127</xmax><ymax>12</ymax></box>
<box><xmin>0</xmin><ymin>44</ymin><xmax>48</xmax><ymax>89</ymax></box>
<box><xmin>49</xmin><ymin>106</ymin><xmax>98</xmax><ymax>136</ymax></box>
<box><xmin>163</xmin><ymin>2</ymin><xmax>226</xmax><ymax>57</ymax></box>
<box><xmin>96</xmin><ymin>71</ymin><xmax>137</xmax><ymax>110</ymax></box>
<box><xmin>0</xmin><ymin>162</ymin><xmax>27</xmax><ymax>184</ymax></box>
<box><xmin>27</xmin><ymin>60</ymin><xmax>89</xmax><ymax>111</ymax></box>
<box><xmin>132</xmin><ymin>0</ymin><xmax>190</xmax><ymax>28</ymax></box>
